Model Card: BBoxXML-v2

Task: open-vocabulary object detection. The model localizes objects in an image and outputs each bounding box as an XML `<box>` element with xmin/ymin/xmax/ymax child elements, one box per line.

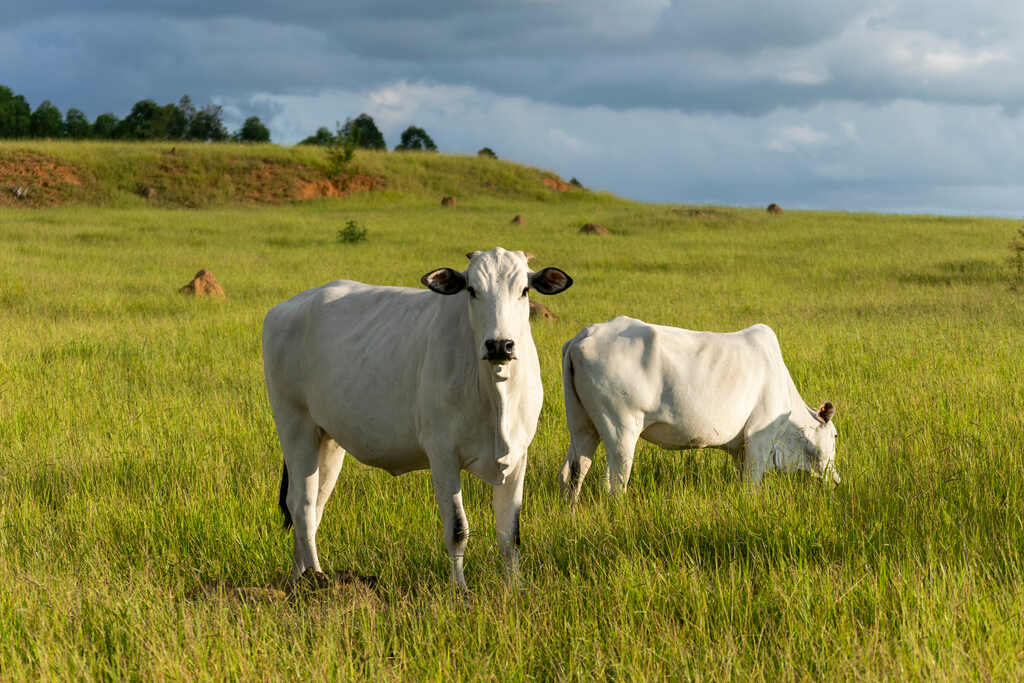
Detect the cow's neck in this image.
<box><xmin>772</xmin><ymin>374</ymin><xmax>819</xmax><ymax>470</ymax></box>
<box><xmin>480</xmin><ymin>366</ymin><xmax>516</xmax><ymax>474</ymax></box>
<box><xmin>444</xmin><ymin>299</ymin><xmax>531</xmax><ymax>480</ymax></box>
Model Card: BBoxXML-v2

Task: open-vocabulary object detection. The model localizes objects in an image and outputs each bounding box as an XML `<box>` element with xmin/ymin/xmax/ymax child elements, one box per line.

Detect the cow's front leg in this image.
<box><xmin>741</xmin><ymin>430</ymin><xmax>772</xmax><ymax>487</ymax></box>
<box><xmin>430</xmin><ymin>464</ymin><xmax>469</xmax><ymax>592</ymax></box>
<box><xmin>492</xmin><ymin>456</ymin><xmax>526</xmax><ymax>583</ymax></box>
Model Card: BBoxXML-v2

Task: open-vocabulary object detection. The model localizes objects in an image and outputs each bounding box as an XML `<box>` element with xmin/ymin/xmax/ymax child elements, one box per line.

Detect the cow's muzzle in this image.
<box><xmin>483</xmin><ymin>338</ymin><xmax>516</xmax><ymax>363</ymax></box>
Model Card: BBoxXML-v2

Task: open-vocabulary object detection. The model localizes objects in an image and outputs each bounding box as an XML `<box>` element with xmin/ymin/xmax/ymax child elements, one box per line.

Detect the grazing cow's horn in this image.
<box><xmin>818</xmin><ymin>402</ymin><xmax>835</xmax><ymax>423</ymax></box>
<box><xmin>466</xmin><ymin>250</ymin><xmax>482</xmax><ymax>260</ymax></box>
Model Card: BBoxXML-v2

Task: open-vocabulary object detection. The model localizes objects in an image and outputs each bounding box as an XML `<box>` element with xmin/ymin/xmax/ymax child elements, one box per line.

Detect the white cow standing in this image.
<box><xmin>263</xmin><ymin>247</ymin><xmax>572</xmax><ymax>587</ymax></box>
<box><xmin>559</xmin><ymin>316</ymin><xmax>839</xmax><ymax>500</ymax></box>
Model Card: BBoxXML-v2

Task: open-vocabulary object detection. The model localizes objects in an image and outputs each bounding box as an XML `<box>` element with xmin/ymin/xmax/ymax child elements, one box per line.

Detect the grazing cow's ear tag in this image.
<box><xmin>421</xmin><ymin>268</ymin><xmax>468</xmax><ymax>295</ymax></box>
<box><xmin>817</xmin><ymin>401</ymin><xmax>835</xmax><ymax>423</ymax></box>
<box><xmin>530</xmin><ymin>267</ymin><xmax>573</xmax><ymax>295</ymax></box>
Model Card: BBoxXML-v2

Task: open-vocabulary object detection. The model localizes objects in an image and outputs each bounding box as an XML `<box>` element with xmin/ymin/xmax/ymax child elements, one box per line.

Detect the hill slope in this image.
<box><xmin>0</xmin><ymin>141</ymin><xmax>609</xmax><ymax>208</ymax></box>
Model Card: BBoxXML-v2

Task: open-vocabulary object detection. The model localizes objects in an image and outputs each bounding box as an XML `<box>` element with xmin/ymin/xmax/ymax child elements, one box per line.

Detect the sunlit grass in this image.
<box><xmin>1</xmin><ymin>188</ymin><xmax>1023</xmax><ymax>678</ymax></box>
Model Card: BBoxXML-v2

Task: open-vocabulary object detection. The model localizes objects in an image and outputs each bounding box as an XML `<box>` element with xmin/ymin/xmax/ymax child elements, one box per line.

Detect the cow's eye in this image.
<box><xmin>521</xmin><ymin>287</ymin><xmax>529</xmax><ymax>298</ymax></box>
<box><xmin>467</xmin><ymin>287</ymin><xmax>477</xmax><ymax>298</ymax></box>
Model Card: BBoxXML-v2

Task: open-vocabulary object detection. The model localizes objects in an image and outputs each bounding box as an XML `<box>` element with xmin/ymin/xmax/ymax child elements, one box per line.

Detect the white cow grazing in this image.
<box><xmin>559</xmin><ymin>317</ymin><xmax>838</xmax><ymax>500</ymax></box>
<box><xmin>263</xmin><ymin>247</ymin><xmax>572</xmax><ymax>587</ymax></box>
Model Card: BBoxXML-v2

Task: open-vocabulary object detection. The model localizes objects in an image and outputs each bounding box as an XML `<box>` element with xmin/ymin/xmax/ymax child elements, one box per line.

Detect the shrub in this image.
<box><xmin>326</xmin><ymin>122</ymin><xmax>358</xmax><ymax>177</ymax></box>
<box><xmin>337</xmin><ymin>219</ymin><xmax>367</xmax><ymax>244</ymax></box>
<box><xmin>570</xmin><ymin>177</ymin><xmax>583</xmax><ymax>188</ymax></box>
<box><xmin>1011</xmin><ymin>227</ymin><xmax>1024</xmax><ymax>289</ymax></box>
<box><xmin>478</xmin><ymin>147</ymin><xmax>497</xmax><ymax>159</ymax></box>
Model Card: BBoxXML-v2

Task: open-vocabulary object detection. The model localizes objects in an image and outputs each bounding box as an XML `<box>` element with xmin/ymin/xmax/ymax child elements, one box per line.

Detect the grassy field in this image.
<box><xmin>1</xmin><ymin>144</ymin><xmax>1023</xmax><ymax>679</ymax></box>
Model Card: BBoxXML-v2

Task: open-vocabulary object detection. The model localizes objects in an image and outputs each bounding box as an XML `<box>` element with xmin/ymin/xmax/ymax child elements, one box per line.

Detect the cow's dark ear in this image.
<box><xmin>530</xmin><ymin>267</ymin><xmax>573</xmax><ymax>295</ymax></box>
<box><xmin>421</xmin><ymin>268</ymin><xmax>467</xmax><ymax>295</ymax></box>
<box><xmin>818</xmin><ymin>402</ymin><xmax>835</xmax><ymax>423</ymax></box>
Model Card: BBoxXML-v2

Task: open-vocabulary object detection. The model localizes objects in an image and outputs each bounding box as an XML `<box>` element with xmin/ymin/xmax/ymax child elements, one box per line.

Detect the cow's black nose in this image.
<box><xmin>484</xmin><ymin>339</ymin><xmax>516</xmax><ymax>361</ymax></box>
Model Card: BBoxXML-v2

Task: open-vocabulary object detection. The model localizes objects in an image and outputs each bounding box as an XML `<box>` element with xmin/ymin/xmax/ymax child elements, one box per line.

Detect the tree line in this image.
<box><xmin>0</xmin><ymin>86</ymin><xmax>270</xmax><ymax>142</ymax></box>
<box><xmin>0</xmin><ymin>84</ymin><xmax>500</xmax><ymax>156</ymax></box>
<box><xmin>299</xmin><ymin>114</ymin><xmax>499</xmax><ymax>158</ymax></box>
<box><xmin>298</xmin><ymin>114</ymin><xmax>438</xmax><ymax>152</ymax></box>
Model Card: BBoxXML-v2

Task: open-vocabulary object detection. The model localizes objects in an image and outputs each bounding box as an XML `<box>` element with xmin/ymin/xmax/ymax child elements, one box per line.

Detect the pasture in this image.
<box><xmin>1</xmin><ymin>160</ymin><xmax>1023</xmax><ymax>678</ymax></box>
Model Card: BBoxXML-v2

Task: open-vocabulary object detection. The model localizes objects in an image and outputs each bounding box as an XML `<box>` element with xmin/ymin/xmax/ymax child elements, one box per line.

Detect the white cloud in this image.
<box><xmin>922</xmin><ymin>48</ymin><xmax>1009</xmax><ymax>74</ymax></box>
<box><xmin>226</xmin><ymin>83</ymin><xmax>1024</xmax><ymax>215</ymax></box>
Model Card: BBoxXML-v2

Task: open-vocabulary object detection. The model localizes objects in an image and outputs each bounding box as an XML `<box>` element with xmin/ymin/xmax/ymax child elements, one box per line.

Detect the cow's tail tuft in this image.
<box><xmin>278</xmin><ymin>462</ymin><xmax>292</xmax><ymax>528</ymax></box>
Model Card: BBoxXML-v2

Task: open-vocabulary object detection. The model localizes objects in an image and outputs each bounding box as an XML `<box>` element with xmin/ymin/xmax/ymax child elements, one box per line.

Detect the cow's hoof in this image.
<box><xmin>295</xmin><ymin>569</ymin><xmax>331</xmax><ymax>591</ymax></box>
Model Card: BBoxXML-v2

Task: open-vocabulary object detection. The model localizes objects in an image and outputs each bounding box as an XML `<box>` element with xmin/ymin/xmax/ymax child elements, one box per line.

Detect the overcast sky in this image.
<box><xmin>4</xmin><ymin>1</ymin><xmax>1024</xmax><ymax>215</ymax></box>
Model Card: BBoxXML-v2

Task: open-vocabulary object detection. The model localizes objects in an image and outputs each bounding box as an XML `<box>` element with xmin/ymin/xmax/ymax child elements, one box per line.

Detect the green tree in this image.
<box><xmin>64</xmin><ymin>108</ymin><xmax>90</xmax><ymax>138</ymax></box>
<box><xmin>341</xmin><ymin>113</ymin><xmax>386</xmax><ymax>150</ymax></box>
<box><xmin>187</xmin><ymin>104</ymin><xmax>228</xmax><ymax>141</ymax></box>
<box><xmin>235</xmin><ymin>116</ymin><xmax>270</xmax><ymax>142</ymax></box>
<box><xmin>395</xmin><ymin>125</ymin><xmax>436</xmax><ymax>151</ymax></box>
<box><xmin>163</xmin><ymin>98</ymin><xmax>190</xmax><ymax>139</ymax></box>
<box><xmin>91</xmin><ymin>113</ymin><xmax>119</xmax><ymax>139</ymax></box>
<box><xmin>117</xmin><ymin>99</ymin><xmax>161</xmax><ymax>139</ymax></box>
<box><xmin>299</xmin><ymin>126</ymin><xmax>336</xmax><ymax>146</ymax></box>
<box><xmin>30</xmin><ymin>100</ymin><xmax>64</xmax><ymax>138</ymax></box>
<box><xmin>176</xmin><ymin>95</ymin><xmax>196</xmax><ymax>131</ymax></box>
<box><xmin>0</xmin><ymin>86</ymin><xmax>32</xmax><ymax>138</ymax></box>
<box><xmin>477</xmin><ymin>147</ymin><xmax>497</xmax><ymax>159</ymax></box>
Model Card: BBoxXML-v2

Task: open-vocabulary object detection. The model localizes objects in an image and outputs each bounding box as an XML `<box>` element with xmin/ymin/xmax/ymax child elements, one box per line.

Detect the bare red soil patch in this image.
<box><xmin>0</xmin><ymin>151</ymin><xmax>86</xmax><ymax>207</ymax></box>
<box><xmin>0</xmin><ymin>149</ymin><xmax>386</xmax><ymax>207</ymax></box>
<box><xmin>543</xmin><ymin>176</ymin><xmax>570</xmax><ymax>192</ymax></box>
<box><xmin>236</xmin><ymin>162</ymin><xmax>386</xmax><ymax>203</ymax></box>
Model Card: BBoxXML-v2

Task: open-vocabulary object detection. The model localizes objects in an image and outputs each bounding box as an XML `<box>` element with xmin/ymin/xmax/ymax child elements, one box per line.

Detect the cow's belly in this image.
<box><xmin>345</xmin><ymin>443</ymin><xmax>430</xmax><ymax>476</ymax></box>
<box><xmin>641</xmin><ymin>419</ymin><xmax>743</xmax><ymax>452</ymax></box>
<box><xmin>315</xmin><ymin>410</ymin><xmax>427</xmax><ymax>476</ymax></box>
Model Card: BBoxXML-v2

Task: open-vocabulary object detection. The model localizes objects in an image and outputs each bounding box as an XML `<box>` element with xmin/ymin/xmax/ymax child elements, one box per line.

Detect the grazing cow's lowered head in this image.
<box><xmin>421</xmin><ymin>247</ymin><xmax>572</xmax><ymax>379</ymax></box>
<box><xmin>809</xmin><ymin>402</ymin><xmax>840</xmax><ymax>485</ymax></box>
<box><xmin>776</xmin><ymin>401</ymin><xmax>839</xmax><ymax>485</ymax></box>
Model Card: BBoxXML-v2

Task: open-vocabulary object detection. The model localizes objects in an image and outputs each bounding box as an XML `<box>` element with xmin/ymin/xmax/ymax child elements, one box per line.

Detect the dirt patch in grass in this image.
<box><xmin>0</xmin><ymin>151</ymin><xmax>88</xmax><ymax>207</ymax></box>
<box><xmin>0</xmin><ymin>149</ymin><xmax>386</xmax><ymax>207</ymax></box>
<box><xmin>543</xmin><ymin>176</ymin><xmax>570</xmax><ymax>192</ymax></box>
<box><xmin>140</xmin><ymin>157</ymin><xmax>387</xmax><ymax>206</ymax></box>
<box><xmin>233</xmin><ymin>161</ymin><xmax>386</xmax><ymax>203</ymax></box>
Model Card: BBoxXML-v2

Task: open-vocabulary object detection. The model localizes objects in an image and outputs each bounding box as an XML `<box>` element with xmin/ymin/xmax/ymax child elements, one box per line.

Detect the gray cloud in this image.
<box><xmin>2</xmin><ymin>2</ymin><xmax>1023</xmax><ymax>213</ymax></box>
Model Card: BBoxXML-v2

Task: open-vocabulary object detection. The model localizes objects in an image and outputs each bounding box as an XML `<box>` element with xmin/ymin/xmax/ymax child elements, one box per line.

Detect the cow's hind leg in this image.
<box><xmin>430</xmin><ymin>463</ymin><xmax>469</xmax><ymax>592</ymax></box>
<box><xmin>315</xmin><ymin>436</ymin><xmax>346</xmax><ymax>531</ymax></box>
<box><xmin>595</xmin><ymin>419</ymin><xmax>642</xmax><ymax>496</ymax></box>
<box><xmin>277</xmin><ymin>411</ymin><xmax>326</xmax><ymax>581</ymax></box>
<box><xmin>493</xmin><ymin>456</ymin><xmax>526</xmax><ymax>582</ymax></box>
<box><xmin>560</xmin><ymin>426</ymin><xmax>599</xmax><ymax>504</ymax></box>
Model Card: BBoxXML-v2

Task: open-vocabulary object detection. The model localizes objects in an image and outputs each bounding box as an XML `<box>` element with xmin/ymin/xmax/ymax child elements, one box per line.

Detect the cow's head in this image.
<box><xmin>421</xmin><ymin>247</ymin><xmax>572</xmax><ymax>377</ymax></box>
<box><xmin>808</xmin><ymin>401</ymin><xmax>840</xmax><ymax>486</ymax></box>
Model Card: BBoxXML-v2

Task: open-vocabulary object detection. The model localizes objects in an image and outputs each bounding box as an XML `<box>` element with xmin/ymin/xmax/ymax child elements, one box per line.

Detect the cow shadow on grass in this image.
<box><xmin>187</xmin><ymin>569</ymin><xmax>381</xmax><ymax>606</ymax></box>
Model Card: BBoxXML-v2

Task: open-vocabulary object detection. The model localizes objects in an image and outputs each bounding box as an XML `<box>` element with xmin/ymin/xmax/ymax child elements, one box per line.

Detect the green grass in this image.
<box><xmin>1</xmin><ymin>147</ymin><xmax>1024</xmax><ymax>679</ymax></box>
<box><xmin>0</xmin><ymin>140</ymin><xmax>607</xmax><ymax>207</ymax></box>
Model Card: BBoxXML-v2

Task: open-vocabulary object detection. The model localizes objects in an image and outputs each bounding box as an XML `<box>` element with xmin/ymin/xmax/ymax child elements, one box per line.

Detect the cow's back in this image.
<box><xmin>263</xmin><ymin>280</ymin><xmax>449</xmax><ymax>473</ymax></box>
<box><xmin>567</xmin><ymin>317</ymin><xmax>789</xmax><ymax>451</ymax></box>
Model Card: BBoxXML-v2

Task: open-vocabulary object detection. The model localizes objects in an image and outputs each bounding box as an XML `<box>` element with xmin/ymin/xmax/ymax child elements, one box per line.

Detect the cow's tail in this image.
<box><xmin>562</xmin><ymin>337</ymin><xmax>598</xmax><ymax>448</ymax></box>
<box><xmin>278</xmin><ymin>462</ymin><xmax>293</xmax><ymax>528</ymax></box>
